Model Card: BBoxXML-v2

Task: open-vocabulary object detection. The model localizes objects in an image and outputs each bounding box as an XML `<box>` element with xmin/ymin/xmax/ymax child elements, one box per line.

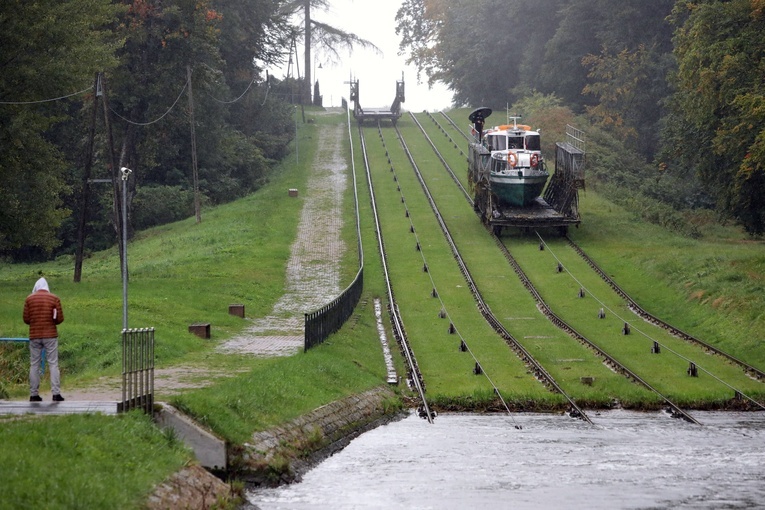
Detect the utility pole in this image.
<box><xmin>120</xmin><ymin>166</ymin><xmax>132</xmax><ymax>330</ymax></box>
<box><xmin>74</xmin><ymin>73</ymin><xmax>100</xmax><ymax>283</ymax></box>
<box><xmin>187</xmin><ymin>65</ymin><xmax>201</xmax><ymax>224</ymax></box>
<box><xmin>100</xmin><ymin>73</ymin><xmax>125</xmax><ymax>278</ymax></box>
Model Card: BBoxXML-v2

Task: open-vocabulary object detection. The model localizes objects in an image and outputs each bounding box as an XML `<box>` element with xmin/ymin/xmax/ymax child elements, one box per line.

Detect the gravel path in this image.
<box><xmin>217</xmin><ymin>120</ymin><xmax>347</xmax><ymax>355</ymax></box>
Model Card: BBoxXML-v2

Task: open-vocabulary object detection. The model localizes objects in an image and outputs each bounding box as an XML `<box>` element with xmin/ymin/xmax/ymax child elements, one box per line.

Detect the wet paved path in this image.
<box><xmin>218</xmin><ymin>119</ymin><xmax>346</xmax><ymax>356</ymax></box>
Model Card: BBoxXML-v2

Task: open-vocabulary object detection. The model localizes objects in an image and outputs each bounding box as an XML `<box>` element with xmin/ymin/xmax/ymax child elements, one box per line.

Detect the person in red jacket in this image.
<box><xmin>23</xmin><ymin>277</ymin><xmax>65</xmax><ymax>402</ymax></box>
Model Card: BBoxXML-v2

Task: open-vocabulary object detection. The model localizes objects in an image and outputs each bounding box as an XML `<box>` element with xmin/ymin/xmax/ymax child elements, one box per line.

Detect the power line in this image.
<box><xmin>108</xmin><ymin>79</ymin><xmax>188</xmax><ymax>126</ymax></box>
<box><xmin>207</xmin><ymin>77</ymin><xmax>256</xmax><ymax>104</ymax></box>
<box><xmin>0</xmin><ymin>85</ymin><xmax>92</xmax><ymax>105</ymax></box>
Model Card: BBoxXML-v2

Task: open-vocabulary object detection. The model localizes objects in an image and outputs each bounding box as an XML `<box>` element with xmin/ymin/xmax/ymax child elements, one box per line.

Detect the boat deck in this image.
<box><xmin>488</xmin><ymin>197</ymin><xmax>580</xmax><ymax>231</ymax></box>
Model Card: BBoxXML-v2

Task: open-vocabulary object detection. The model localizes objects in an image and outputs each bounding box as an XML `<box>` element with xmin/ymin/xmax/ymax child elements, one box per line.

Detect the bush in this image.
<box><xmin>132</xmin><ymin>185</ymin><xmax>196</xmax><ymax>230</ymax></box>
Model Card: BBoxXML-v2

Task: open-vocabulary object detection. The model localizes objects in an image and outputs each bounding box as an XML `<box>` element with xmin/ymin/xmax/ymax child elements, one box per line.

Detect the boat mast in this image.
<box><xmin>505</xmin><ymin>105</ymin><xmax>522</xmax><ymax>129</ymax></box>
<box><xmin>509</xmin><ymin>116</ymin><xmax>522</xmax><ymax>129</ymax></box>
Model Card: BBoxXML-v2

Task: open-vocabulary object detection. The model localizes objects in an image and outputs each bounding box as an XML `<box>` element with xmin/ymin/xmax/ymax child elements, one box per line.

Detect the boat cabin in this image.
<box><xmin>484</xmin><ymin>127</ymin><xmax>541</xmax><ymax>152</ymax></box>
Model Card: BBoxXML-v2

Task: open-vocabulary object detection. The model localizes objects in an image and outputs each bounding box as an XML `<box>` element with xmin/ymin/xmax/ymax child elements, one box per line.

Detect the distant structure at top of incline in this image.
<box><xmin>349</xmin><ymin>73</ymin><xmax>405</xmax><ymax>125</ymax></box>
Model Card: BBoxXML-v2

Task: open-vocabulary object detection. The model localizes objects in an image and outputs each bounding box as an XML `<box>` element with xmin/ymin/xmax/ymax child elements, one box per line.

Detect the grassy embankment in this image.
<box><xmin>0</xmin><ymin>109</ymin><xmax>397</xmax><ymax>507</ymax></box>
<box><xmin>2</xmin><ymin>107</ymin><xmax>765</xmax><ymax>506</ymax></box>
<box><xmin>0</xmin><ymin>412</ymin><xmax>193</xmax><ymax>509</ymax></box>
<box><xmin>409</xmin><ymin>111</ymin><xmax>765</xmax><ymax>408</ymax></box>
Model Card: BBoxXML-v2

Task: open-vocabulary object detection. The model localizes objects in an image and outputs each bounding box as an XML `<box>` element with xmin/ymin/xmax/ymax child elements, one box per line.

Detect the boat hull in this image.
<box><xmin>490</xmin><ymin>173</ymin><xmax>549</xmax><ymax>207</ymax></box>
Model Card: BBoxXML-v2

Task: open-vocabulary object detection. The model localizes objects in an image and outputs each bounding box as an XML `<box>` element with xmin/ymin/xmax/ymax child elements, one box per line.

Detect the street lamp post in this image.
<box><xmin>120</xmin><ymin>166</ymin><xmax>131</xmax><ymax>331</ymax></box>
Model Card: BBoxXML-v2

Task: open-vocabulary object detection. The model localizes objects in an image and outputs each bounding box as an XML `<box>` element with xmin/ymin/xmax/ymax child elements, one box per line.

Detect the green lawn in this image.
<box><xmin>2</xmin><ymin>108</ymin><xmax>765</xmax><ymax>508</ymax></box>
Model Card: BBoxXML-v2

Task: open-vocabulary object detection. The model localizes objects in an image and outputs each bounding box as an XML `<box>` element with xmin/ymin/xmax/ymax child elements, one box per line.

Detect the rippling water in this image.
<box><xmin>250</xmin><ymin>410</ymin><xmax>765</xmax><ymax>509</ymax></box>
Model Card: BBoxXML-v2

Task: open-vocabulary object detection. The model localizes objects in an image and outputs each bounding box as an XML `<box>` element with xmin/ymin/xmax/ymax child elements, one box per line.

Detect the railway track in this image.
<box><xmin>409</xmin><ymin>111</ymin><xmax>706</xmax><ymax>424</ymax></box>
<box><xmin>565</xmin><ymin>238</ymin><xmax>765</xmax><ymax>382</ymax></box>
<box><xmin>535</xmin><ymin>233</ymin><xmax>765</xmax><ymax>412</ymax></box>
<box><xmin>389</xmin><ymin>121</ymin><xmax>592</xmax><ymax>424</ymax></box>
<box><xmin>426</xmin><ymin>112</ymin><xmax>765</xmax><ymax>409</ymax></box>
<box><xmin>356</xmin><ymin>121</ymin><xmax>433</xmax><ymax>424</ymax></box>
<box><xmin>355</xmin><ymin>108</ymin><xmax>763</xmax><ymax>426</ymax></box>
<box><xmin>360</xmin><ymin>118</ymin><xmax>590</xmax><ymax>426</ymax></box>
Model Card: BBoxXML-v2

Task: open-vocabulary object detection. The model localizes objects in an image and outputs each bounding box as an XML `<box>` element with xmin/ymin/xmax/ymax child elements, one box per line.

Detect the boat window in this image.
<box><xmin>491</xmin><ymin>156</ymin><xmax>508</xmax><ymax>173</ymax></box>
<box><xmin>508</xmin><ymin>136</ymin><xmax>524</xmax><ymax>149</ymax></box>
<box><xmin>486</xmin><ymin>134</ymin><xmax>506</xmax><ymax>151</ymax></box>
<box><xmin>525</xmin><ymin>135</ymin><xmax>541</xmax><ymax>151</ymax></box>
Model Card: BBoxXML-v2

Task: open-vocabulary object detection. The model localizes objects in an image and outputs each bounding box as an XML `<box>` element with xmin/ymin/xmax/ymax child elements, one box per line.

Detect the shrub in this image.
<box><xmin>132</xmin><ymin>185</ymin><xmax>196</xmax><ymax>230</ymax></box>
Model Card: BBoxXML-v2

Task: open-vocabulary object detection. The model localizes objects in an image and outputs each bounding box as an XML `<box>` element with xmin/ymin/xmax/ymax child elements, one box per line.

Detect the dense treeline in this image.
<box><xmin>3</xmin><ymin>0</ymin><xmax>763</xmax><ymax>260</ymax></box>
<box><xmin>397</xmin><ymin>0</ymin><xmax>765</xmax><ymax>235</ymax></box>
<box><xmin>0</xmin><ymin>0</ymin><xmax>301</xmax><ymax>261</ymax></box>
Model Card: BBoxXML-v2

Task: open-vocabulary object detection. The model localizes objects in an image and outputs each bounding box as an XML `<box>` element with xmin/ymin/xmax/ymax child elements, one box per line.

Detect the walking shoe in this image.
<box><xmin>30</xmin><ymin>395</ymin><xmax>42</xmax><ymax>402</ymax></box>
<box><xmin>52</xmin><ymin>394</ymin><xmax>65</xmax><ymax>402</ymax></box>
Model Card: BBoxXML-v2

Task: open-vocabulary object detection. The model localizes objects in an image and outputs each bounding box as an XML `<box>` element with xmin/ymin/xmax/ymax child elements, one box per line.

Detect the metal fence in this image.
<box><xmin>305</xmin><ymin>269</ymin><xmax>363</xmax><ymax>351</ymax></box>
<box><xmin>119</xmin><ymin>327</ymin><xmax>154</xmax><ymax>414</ymax></box>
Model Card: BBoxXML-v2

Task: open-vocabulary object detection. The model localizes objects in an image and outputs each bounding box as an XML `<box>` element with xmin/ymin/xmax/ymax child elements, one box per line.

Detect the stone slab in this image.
<box><xmin>155</xmin><ymin>403</ymin><xmax>227</xmax><ymax>471</ymax></box>
<box><xmin>0</xmin><ymin>400</ymin><xmax>118</xmax><ymax>415</ymax></box>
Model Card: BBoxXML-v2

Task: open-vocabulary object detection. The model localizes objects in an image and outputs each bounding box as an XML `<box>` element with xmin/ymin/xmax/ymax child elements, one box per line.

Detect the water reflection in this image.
<box><xmin>250</xmin><ymin>410</ymin><xmax>765</xmax><ymax>509</ymax></box>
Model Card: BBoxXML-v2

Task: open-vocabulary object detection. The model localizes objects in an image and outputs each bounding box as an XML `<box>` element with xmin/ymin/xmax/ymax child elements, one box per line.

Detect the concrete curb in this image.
<box><xmin>155</xmin><ymin>402</ymin><xmax>227</xmax><ymax>471</ymax></box>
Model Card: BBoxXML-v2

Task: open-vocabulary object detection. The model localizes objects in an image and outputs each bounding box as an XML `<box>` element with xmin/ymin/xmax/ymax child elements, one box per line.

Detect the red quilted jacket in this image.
<box><xmin>23</xmin><ymin>290</ymin><xmax>64</xmax><ymax>340</ymax></box>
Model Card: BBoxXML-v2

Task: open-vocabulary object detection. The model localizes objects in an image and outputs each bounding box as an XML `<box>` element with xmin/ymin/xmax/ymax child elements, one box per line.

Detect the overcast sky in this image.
<box><xmin>270</xmin><ymin>0</ymin><xmax>454</xmax><ymax>111</ymax></box>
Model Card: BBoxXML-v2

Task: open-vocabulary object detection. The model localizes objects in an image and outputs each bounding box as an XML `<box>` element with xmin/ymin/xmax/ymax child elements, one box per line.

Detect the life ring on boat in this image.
<box><xmin>507</xmin><ymin>152</ymin><xmax>517</xmax><ymax>167</ymax></box>
<box><xmin>530</xmin><ymin>154</ymin><xmax>539</xmax><ymax>167</ymax></box>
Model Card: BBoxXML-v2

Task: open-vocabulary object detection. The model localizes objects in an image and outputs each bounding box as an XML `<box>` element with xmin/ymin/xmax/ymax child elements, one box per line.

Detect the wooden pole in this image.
<box><xmin>187</xmin><ymin>65</ymin><xmax>201</xmax><ymax>223</ymax></box>
<box><xmin>74</xmin><ymin>73</ymin><xmax>100</xmax><ymax>283</ymax></box>
<box><xmin>99</xmin><ymin>73</ymin><xmax>125</xmax><ymax>278</ymax></box>
<box><xmin>303</xmin><ymin>0</ymin><xmax>312</xmax><ymax>105</ymax></box>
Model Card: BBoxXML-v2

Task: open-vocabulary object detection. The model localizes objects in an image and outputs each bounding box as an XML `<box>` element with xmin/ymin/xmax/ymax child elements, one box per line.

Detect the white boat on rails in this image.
<box><xmin>467</xmin><ymin>107</ymin><xmax>584</xmax><ymax>236</ymax></box>
<box><xmin>471</xmin><ymin>113</ymin><xmax>549</xmax><ymax>207</ymax></box>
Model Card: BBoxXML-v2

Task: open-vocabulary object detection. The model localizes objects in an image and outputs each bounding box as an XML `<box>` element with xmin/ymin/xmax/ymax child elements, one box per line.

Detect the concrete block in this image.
<box><xmin>155</xmin><ymin>403</ymin><xmax>226</xmax><ymax>470</ymax></box>
<box><xmin>189</xmin><ymin>323</ymin><xmax>210</xmax><ymax>339</ymax></box>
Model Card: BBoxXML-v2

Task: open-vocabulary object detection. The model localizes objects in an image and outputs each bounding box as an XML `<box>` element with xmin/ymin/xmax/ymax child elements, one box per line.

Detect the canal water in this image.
<box><xmin>249</xmin><ymin>410</ymin><xmax>765</xmax><ymax>509</ymax></box>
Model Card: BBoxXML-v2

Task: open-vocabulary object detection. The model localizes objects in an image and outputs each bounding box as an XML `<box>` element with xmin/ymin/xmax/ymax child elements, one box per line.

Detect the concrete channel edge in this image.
<box><xmin>151</xmin><ymin>385</ymin><xmax>402</xmax><ymax>502</ymax></box>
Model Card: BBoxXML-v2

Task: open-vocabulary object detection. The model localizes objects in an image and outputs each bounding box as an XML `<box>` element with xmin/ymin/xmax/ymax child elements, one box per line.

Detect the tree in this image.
<box><xmin>667</xmin><ymin>0</ymin><xmax>765</xmax><ymax>234</ymax></box>
<box><xmin>0</xmin><ymin>0</ymin><xmax>121</xmax><ymax>256</ymax></box>
<box><xmin>397</xmin><ymin>0</ymin><xmax>549</xmax><ymax>108</ymax></box>
<box><xmin>582</xmin><ymin>43</ymin><xmax>674</xmax><ymax>159</ymax></box>
<box><xmin>107</xmin><ymin>0</ymin><xmax>293</xmax><ymax>230</ymax></box>
<box><xmin>280</xmin><ymin>0</ymin><xmax>379</xmax><ymax>104</ymax></box>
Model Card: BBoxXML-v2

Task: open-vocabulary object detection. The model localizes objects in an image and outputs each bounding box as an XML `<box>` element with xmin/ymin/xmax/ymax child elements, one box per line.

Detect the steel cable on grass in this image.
<box><xmin>367</xmin><ymin>123</ymin><xmax>433</xmax><ymax>423</ymax></box>
<box><xmin>404</xmin><ymin>197</ymin><xmax>518</xmax><ymax>422</ymax></box>
<box><xmin>405</xmin><ymin>112</ymin><xmax>593</xmax><ymax>425</ymax></box>
<box><xmin>535</xmin><ymin>231</ymin><xmax>765</xmax><ymax>411</ymax></box>
<box><xmin>423</xmin><ymin>111</ymin><xmax>468</xmax><ymax>161</ymax></box>
<box><xmin>439</xmin><ymin>110</ymin><xmax>472</xmax><ymax>142</ymax></box>
<box><xmin>379</xmin><ymin>125</ymin><xmax>522</xmax><ymax>428</ymax></box>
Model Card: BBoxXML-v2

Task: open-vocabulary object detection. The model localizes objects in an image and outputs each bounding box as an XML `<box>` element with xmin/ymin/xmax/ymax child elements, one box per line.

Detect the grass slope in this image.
<box><xmin>2</xmin><ymin>108</ymin><xmax>765</xmax><ymax>507</ymax></box>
